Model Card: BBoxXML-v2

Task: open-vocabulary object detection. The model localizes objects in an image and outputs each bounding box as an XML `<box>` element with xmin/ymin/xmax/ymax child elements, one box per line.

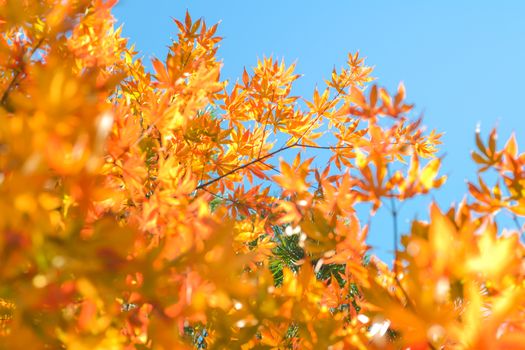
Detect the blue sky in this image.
<box><xmin>113</xmin><ymin>1</ymin><xmax>525</xmax><ymax>261</ymax></box>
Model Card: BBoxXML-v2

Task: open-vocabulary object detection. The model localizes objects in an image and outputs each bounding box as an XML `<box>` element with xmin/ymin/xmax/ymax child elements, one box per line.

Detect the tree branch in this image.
<box><xmin>257</xmin><ymin>88</ymin><xmax>276</xmax><ymax>159</ymax></box>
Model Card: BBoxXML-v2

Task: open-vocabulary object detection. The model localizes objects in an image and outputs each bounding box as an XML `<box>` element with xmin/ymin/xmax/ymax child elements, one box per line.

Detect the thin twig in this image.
<box><xmin>386</xmin><ymin>164</ymin><xmax>399</xmax><ymax>276</ymax></box>
<box><xmin>0</xmin><ymin>70</ymin><xmax>22</xmax><ymax>106</ymax></box>
<box><xmin>500</xmin><ymin>179</ymin><xmax>524</xmax><ymax>235</ymax></box>
<box><xmin>1</xmin><ymin>38</ymin><xmax>44</xmax><ymax>106</ymax></box>
<box><xmin>195</xmin><ymin>143</ymin><xmax>295</xmax><ymax>190</ymax></box>
<box><xmin>295</xmin><ymin>143</ymin><xmax>354</xmax><ymax>150</ymax></box>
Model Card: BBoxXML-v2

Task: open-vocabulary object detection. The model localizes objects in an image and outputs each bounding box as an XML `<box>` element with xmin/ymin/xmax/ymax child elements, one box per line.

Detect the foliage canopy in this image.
<box><xmin>0</xmin><ymin>1</ymin><xmax>524</xmax><ymax>349</ymax></box>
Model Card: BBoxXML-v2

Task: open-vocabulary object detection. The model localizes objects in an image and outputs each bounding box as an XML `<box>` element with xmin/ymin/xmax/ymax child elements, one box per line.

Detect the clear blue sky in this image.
<box><xmin>113</xmin><ymin>1</ymin><xmax>525</xmax><ymax>262</ymax></box>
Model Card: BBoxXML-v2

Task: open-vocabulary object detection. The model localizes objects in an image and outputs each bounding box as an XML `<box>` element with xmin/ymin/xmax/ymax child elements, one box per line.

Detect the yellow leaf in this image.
<box><xmin>429</xmin><ymin>203</ymin><xmax>457</xmax><ymax>275</ymax></box>
<box><xmin>420</xmin><ymin>158</ymin><xmax>440</xmax><ymax>190</ymax></box>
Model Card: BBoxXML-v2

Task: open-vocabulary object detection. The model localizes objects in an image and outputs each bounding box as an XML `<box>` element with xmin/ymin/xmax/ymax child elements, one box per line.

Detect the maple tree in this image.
<box><xmin>0</xmin><ymin>1</ymin><xmax>524</xmax><ymax>349</ymax></box>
